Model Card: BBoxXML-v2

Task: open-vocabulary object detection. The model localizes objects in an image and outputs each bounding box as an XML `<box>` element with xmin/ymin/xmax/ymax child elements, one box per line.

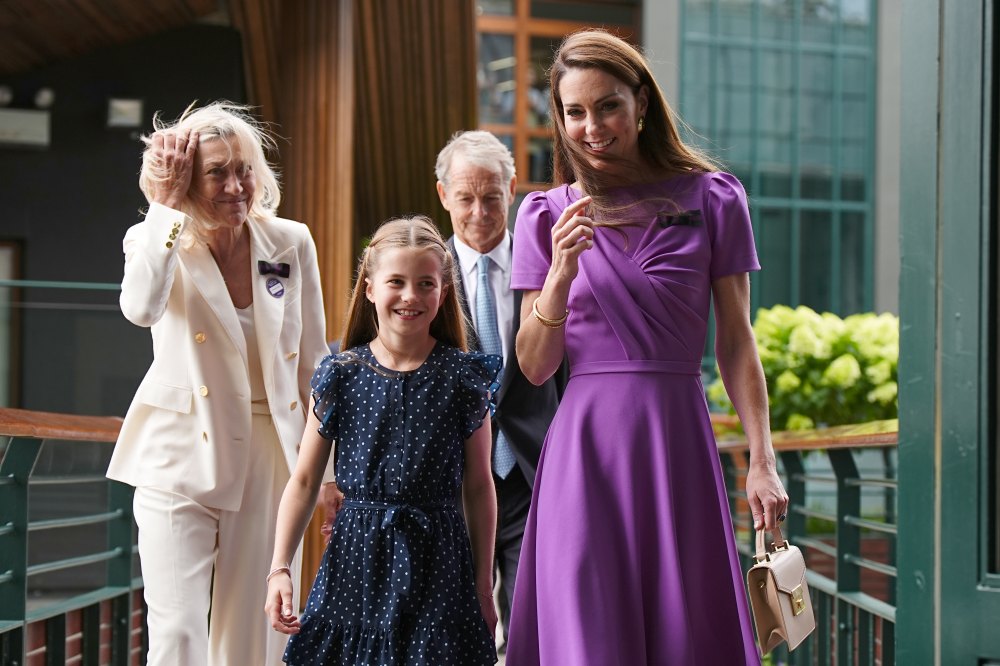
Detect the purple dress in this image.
<box><xmin>506</xmin><ymin>172</ymin><xmax>761</xmax><ymax>665</ymax></box>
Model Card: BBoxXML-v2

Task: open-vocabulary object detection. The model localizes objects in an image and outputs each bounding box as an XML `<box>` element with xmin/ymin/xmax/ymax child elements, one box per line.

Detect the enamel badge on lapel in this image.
<box><xmin>259</xmin><ymin>260</ymin><xmax>290</xmax><ymax>298</ymax></box>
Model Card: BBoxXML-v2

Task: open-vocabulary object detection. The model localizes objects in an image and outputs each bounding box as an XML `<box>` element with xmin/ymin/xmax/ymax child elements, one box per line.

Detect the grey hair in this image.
<box><xmin>434</xmin><ymin>130</ymin><xmax>516</xmax><ymax>198</ymax></box>
<box><xmin>139</xmin><ymin>100</ymin><xmax>281</xmax><ymax>244</ymax></box>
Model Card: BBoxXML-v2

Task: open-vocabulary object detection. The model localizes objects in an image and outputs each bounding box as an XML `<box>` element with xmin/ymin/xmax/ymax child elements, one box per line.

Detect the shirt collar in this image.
<box><xmin>454</xmin><ymin>231</ymin><xmax>511</xmax><ymax>277</ymax></box>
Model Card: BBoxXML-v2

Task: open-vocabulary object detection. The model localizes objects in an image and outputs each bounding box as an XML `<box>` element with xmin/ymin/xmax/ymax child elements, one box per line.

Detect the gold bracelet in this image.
<box><xmin>266</xmin><ymin>565</ymin><xmax>291</xmax><ymax>584</ymax></box>
<box><xmin>531</xmin><ymin>298</ymin><xmax>569</xmax><ymax>328</ymax></box>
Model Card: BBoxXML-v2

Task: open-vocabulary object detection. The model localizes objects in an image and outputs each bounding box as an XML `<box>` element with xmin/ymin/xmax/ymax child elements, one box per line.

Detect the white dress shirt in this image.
<box><xmin>454</xmin><ymin>232</ymin><xmax>514</xmax><ymax>365</ymax></box>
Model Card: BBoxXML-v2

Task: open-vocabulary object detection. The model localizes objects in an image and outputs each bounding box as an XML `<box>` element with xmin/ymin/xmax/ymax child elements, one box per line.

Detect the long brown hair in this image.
<box><xmin>339</xmin><ymin>215</ymin><xmax>468</xmax><ymax>352</ymax></box>
<box><xmin>549</xmin><ymin>30</ymin><xmax>720</xmax><ymax>218</ymax></box>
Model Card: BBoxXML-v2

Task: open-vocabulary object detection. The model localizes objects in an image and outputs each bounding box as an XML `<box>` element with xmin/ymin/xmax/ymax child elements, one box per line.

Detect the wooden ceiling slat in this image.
<box><xmin>0</xmin><ymin>0</ymin><xmax>222</xmax><ymax>76</ymax></box>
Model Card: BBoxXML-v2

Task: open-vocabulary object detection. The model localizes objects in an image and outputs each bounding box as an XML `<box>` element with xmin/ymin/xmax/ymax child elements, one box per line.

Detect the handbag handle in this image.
<box><xmin>753</xmin><ymin>525</ymin><xmax>788</xmax><ymax>563</ymax></box>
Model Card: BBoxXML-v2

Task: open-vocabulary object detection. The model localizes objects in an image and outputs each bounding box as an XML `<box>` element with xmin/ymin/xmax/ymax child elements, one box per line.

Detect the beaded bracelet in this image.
<box><xmin>531</xmin><ymin>298</ymin><xmax>569</xmax><ymax>329</ymax></box>
<box><xmin>266</xmin><ymin>565</ymin><xmax>291</xmax><ymax>584</ymax></box>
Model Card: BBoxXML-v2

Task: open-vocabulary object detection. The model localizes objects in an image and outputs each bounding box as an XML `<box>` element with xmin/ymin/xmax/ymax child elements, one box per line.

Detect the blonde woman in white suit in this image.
<box><xmin>107</xmin><ymin>101</ymin><xmax>338</xmax><ymax>666</ymax></box>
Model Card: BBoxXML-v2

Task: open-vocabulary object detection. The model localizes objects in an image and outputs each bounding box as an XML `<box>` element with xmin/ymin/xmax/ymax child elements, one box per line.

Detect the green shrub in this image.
<box><xmin>708</xmin><ymin>305</ymin><xmax>898</xmax><ymax>430</ymax></box>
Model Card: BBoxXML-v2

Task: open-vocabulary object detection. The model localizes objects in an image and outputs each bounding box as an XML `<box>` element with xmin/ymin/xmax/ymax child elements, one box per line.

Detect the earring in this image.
<box><xmin>638</xmin><ymin>116</ymin><xmax>645</xmax><ymax>132</ymax></box>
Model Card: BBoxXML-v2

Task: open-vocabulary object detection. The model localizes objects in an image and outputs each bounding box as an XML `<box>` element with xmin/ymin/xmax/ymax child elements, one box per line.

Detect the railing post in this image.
<box><xmin>107</xmin><ymin>480</ymin><xmax>135</xmax><ymax>665</ymax></box>
<box><xmin>830</xmin><ymin>448</ymin><xmax>861</xmax><ymax>666</ymax></box>
<box><xmin>0</xmin><ymin>436</ymin><xmax>44</xmax><ymax>666</ymax></box>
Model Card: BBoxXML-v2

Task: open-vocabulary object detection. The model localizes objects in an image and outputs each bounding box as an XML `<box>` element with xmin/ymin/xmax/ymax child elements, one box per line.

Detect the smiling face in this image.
<box><xmin>365</xmin><ymin>247</ymin><xmax>448</xmax><ymax>342</ymax></box>
<box><xmin>558</xmin><ymin>66</ymin><xmax>648</xmax><ymax>175</ymax></box>
<box><xmin>436</xmin><ymin>157</ymin><xmax>515</xmax><ymax>254</ymax></box>
<box><xmin>191</xmin><ymin>137</ymin><xmax>256</xmax><ymax>227</ymax></box>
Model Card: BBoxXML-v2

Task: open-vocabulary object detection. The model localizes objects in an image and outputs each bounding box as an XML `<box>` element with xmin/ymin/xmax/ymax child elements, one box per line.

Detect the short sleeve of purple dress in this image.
<box><xmin>506</xmin><ymin>172</ymin><xmax>762</xmax><ymax>665</ymax></box>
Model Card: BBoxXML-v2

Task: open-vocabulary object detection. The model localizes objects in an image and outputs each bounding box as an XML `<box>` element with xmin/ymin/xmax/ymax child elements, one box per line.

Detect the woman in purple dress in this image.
<box><xmin>506</xmin><ymin>30</ymin><xmax>788</xmax><ymax>664</ymax></box>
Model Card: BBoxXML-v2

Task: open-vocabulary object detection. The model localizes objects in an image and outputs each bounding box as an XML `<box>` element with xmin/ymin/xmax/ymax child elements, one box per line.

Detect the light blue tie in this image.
<box><xmin>476</xmin><ymin>255</ymin><xmax>516</xmax><ymax>479</ymax></box>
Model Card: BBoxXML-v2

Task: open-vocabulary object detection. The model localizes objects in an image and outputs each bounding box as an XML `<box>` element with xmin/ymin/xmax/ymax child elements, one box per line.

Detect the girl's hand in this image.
<box><xmin>147</xmin><ymin>129</ymin><xmax>199</xmax><ymax>210</ymax></box>
<box><xmin>477</xmin><ymin>591</ymin><xmax>499</xmax><ymax>640</ymax></box>
<box><xmin>264</xmin><ymin>571</ymin><xmax>301</xmax><ymax>635</ymax></box>
<box><xmin>745</xmin><ymin>461</ymin><xmax>789</xmax><ymax>532</ymax></box>
<box><xmin>548</xmin><ymin>195</ymin><xmax>595</xmax><ymax>285</ymax></box>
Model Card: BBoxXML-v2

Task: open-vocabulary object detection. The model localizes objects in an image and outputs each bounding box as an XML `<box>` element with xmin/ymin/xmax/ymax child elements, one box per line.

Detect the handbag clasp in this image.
<box><xmin>791</xmin><ymin>585</ymin><xmax>805</xmax><ymax>616</ymax></box>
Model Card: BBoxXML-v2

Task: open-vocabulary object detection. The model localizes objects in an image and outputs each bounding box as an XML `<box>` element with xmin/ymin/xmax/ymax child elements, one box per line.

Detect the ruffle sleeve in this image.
<box><xmin>704</xmin><ymin>172</ymin><xmax>761</xmax><ymax>280</ymax></box>
<box><xmin>310</xmin><ymin>354</ymin><xmax>342</xmax><ymax>441</ymax></box>
<box><xmin>458</xmin><ymin>351</ymin><xmax>503</xmax><ymax>440</ymax></box>
<box><xmin>511</xmin><ymin>190</ymin><xmax>556</xmax><ymax>291</ymax></box>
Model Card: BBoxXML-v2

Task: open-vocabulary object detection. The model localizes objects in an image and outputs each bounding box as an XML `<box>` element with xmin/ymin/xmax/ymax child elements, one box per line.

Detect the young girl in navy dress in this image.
<box><xmin>265</xmin><ymin>215</ymin><xmax>499</xmax><ymax>665</ymax></box>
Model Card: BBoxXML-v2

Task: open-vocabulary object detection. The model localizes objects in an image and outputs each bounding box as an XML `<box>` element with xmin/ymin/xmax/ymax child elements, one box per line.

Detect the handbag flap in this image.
<box><xmin>766</xmin><ymin>544</ymin><xmax>807</xmax><ymax>593</ymax></box>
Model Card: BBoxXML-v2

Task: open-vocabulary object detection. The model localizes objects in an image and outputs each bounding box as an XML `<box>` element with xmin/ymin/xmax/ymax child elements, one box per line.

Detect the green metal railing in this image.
<box><xmin>717</xmin><ymin>418</ymin><xmax>898</xmax><ymax>665</ymax></box>
<box><xmin>0</xmin><ymin>407</ymin><xmax>143</xmax><ymax>665</ymax></box>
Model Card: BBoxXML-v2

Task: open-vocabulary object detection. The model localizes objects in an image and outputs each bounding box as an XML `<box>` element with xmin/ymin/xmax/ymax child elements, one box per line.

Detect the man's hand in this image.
<box><xmin>318</xmin><ymin>481</ymin><xmax>344</xmax><ymax>544</ymax></box>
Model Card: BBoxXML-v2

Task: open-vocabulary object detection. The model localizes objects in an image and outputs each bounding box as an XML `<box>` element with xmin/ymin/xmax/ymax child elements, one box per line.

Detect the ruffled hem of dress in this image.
<box><xmin>283</xmin><ymin>617</ymin><xmax>498</xmax><ymax>666</ymax></box>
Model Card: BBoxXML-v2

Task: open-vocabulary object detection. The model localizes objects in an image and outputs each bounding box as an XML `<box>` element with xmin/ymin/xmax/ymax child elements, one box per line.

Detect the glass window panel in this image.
<box><xmin>842</xmin><ymin>0</ymin><xmax>872</xmax><ymax>46</ymax></box>
<box><xmin>681</xmin><ymin>43</ymin><xmax>713</xmax><ymax>137</ymax></box>
<box><xmin>686</xmin><ymin>0</ymin><xmax>712</xmax><ymax>34</ymax></box>
<box><xmin>528</xmin><ymin>136</ymin><xmax>554</xmax><ymax>184</ymax></box>
<box><xmin>758</xmin><ymin>208</ymin><xmax>792</xmax><ymax>308</ymax></box>
<box><xmin>528</xmin><ymin>36</ymin><xmax>560</xmax><ymax>129</ymax></box>
<box><xmin>719</xmin><ymin>0</ymin><xmax>753</xmax><ymax>37</ymax></box>
<box><xmin>841</xmin><ymin>98</ymin><xmax>868</xmax><ymax>141</ymax></box>
<box><xmin>716</xmin><ymin>47</ymin><xmax>753</xmax><ymax>157</ymax></box>
<box><xmin>478</xmin><ymin>33</ymin><xmax>515</xmax><ymax>126</ymax></box>
<box><xmin>841</xmin><ymin>168</ymin><xmax>866</xmax><ymax>201</ymax></box>
<box><xmin>839</xmin><ymin>212</ymin><xmax>865</xmax><ymax>314</ymax></box>
<box><xmin>477</xmin><ymin>0</ymin><xmax>513</xmax><ymax>15</ymax></box>
<box><xmin>842</xmin><ymin>56</ymin><xmax>869</xmax><ymax>97</ymax></box>
<box><xmin>759</xmin><ymin>0</ymin><xmax>794</xmax><ymax>41</ymax></box>
<box><xmin>800</xmin><ymin>166</ymin><xmax>833</xmax><ymax>199</ymax></box>
<box><xmin>760</xmin><ymin>166</ymin><xmax>793</xmax><ymax>198</ymax></box>
<box><xmin>801</xmin><ymin>0</ymin><xmax>836</xmax><ymax>44</ymax></box>
<box><xmin>531</xmin><ymin>1</ymin><xmax>637</xmax><ymax>26</ymax></box>
<box><xmin>799</xmin><ymin>210</ymin><xmax>832</xmax><ymax>311</ymax></box>
<box><xmin>718</xmin><ymin>46</ymin><xmax>752</xmax><ymax>87</ymax></box>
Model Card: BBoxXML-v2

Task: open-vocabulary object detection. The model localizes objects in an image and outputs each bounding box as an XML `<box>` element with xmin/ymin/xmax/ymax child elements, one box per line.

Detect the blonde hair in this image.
<box><xmin>138</xmin><ymin>100</ymin><xmax>281</xmax><ymax>243</ymax></box>
<box><xmin>548</xmin><ymin>30</ymin><xmax>720</xmax><ymax>218</ymax></box>
<box><xmin>340</xmin><ymin>215</ymin><xmax>467</xmax><ymax>351</ymax></box>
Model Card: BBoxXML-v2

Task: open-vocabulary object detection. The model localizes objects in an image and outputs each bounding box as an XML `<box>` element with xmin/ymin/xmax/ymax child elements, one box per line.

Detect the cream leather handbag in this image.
<box><xmin>746</xmin><ymin>526</ymin><xmax>816</xmax><ymax>654</ymax></box>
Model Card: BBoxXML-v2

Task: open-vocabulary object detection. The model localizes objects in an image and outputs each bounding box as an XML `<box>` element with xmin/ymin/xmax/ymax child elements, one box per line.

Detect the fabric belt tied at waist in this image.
<box><xmin>570</xmin><ymin>359</ymin><xmax>702</xmax><ymax>378</ymax></box>
<box><xmin>341</xmin><ymin>497</ymin><xmax>453</xmax><ymax>596</ymax></box>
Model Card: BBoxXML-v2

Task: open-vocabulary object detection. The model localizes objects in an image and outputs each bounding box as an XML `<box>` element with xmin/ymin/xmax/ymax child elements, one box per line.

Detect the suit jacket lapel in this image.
<box><xmin>249</xmin><ymin>219</ymin><xmax>286</xmax><ymax>392</ymax></box>
<box><xmin>493</xmin><ymin>234</ymin><xmax>518</xmax><ymax>405</ymax></box>
<box><xmin>180</xmin><ymin>241</ymin><xmax>248</xmax><ymax>366</ymax></box>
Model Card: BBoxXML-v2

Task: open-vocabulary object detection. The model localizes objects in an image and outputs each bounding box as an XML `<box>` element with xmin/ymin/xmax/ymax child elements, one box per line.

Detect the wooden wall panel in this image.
<box><xmin>353</xmin><ymin>0</ymin><xmax>477</xmax><ymax>243</ymax></box>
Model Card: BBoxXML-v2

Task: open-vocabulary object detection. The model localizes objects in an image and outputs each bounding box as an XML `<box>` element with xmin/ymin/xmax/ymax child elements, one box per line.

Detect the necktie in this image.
<box><xmin>476</xmin><ymin>255</ymin><xmax>516</xmax><ymax>479</ymax></box>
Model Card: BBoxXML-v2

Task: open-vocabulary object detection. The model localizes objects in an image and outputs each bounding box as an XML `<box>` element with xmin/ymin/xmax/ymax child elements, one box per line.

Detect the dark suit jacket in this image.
<box><xmin>448</xmin><ymin>237</ymin><xmax>565</xmax><ymax>487</ymax></box>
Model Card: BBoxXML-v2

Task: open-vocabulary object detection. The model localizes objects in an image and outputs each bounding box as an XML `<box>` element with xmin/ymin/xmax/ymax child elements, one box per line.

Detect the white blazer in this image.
<box><xmin>107</xmin><ymin>203</ymin><xmax>330</xmax><ymax>511</ymax></box>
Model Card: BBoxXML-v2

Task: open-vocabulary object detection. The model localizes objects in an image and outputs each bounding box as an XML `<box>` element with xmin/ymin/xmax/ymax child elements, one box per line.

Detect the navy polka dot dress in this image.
<box><xmin>283</xmin><ymin>341</ymin><xmax>500</xmax><ymax>665</ymax></box>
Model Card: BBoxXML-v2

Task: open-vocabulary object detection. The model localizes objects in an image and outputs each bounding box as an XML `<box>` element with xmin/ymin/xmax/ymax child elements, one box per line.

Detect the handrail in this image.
<box><xmin>0</xmin><ymin>407</ymin><xmax>122</xmax><ymax>442</ymax></box>
<box><xmin>715</xmin><ymin>417</ymin><xmax>899</xmax><ymax>452</ymax></box>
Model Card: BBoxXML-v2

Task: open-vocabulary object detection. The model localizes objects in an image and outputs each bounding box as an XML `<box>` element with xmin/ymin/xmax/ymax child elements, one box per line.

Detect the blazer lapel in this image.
<box><xmin>493</xmin><ymin>235</ymin><xmax>518</xmax><ymax>405</ymax></box>
<box><xmin>249</xmin><ymin>219</ymin><xmax>287</xmax><ymax>392</ymax></box>
<box><xmin>180</xmin><ymin>241</ymin><xmax>248</xmax><ymax>366</ymax></box>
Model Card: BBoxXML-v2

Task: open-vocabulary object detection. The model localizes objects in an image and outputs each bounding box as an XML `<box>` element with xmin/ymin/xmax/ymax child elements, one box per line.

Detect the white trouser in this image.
<box><xmin>134</xmin><ymin>413</ymin><xmax>301</xmax><ymax>666</ymax></box>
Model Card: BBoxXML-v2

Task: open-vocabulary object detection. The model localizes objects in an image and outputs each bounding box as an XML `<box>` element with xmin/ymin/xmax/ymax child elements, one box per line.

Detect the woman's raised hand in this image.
<box><xmin>148</xmin><ymin>129</ymin><xmax>199</xmax><ymax>210</ymax></box>
<box><xmin>548</xmin><ymin>195</ymin><xmax>595</xmax><ymax>285</ymax></box>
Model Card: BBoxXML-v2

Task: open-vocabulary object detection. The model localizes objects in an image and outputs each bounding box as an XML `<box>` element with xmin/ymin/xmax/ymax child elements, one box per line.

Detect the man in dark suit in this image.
<box><xmin>435</xmin><ymin>130</ymin><xmax>564</xmax><ymax>646</ymax></box>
